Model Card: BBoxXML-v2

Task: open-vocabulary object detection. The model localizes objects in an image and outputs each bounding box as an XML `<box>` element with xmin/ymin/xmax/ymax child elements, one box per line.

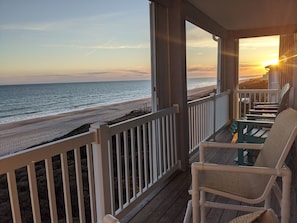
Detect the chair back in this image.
<box><xmin>255</xmin><ymin>108</ymin><xmax>297</xmax><ymax>169</ymax></box>
<box><xmin>279</xmin><ymin>83</ymin><xmax>290</xmax><ymax>100</ymax></box>
<box><xmin>278</xmin><ymin>83</ymin><xmax>290</xmax><ymax>113</ymax></box>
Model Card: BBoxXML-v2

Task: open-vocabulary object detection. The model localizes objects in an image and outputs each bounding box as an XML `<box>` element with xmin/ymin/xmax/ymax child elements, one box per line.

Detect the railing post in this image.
<box><xmin>152</xmin><ymin>119</ymin><xmax>159</xmax><ymax>182</ymax></box>
<box><xmin>90</xmin><ymin>122</ymin><xmax>112</xmax><ymax>223</ymax></box>
<box><xmin>210</xmin><ymin>92</ymin><xmax>216</xmax><ymax>141</ymax></box>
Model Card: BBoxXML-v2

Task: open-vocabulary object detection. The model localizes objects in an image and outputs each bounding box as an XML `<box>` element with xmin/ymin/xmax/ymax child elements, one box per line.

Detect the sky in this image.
<box><xmin>0</xmin><ymin>1</ymin><xmax>279</xmax><ymax>85</ymax></box>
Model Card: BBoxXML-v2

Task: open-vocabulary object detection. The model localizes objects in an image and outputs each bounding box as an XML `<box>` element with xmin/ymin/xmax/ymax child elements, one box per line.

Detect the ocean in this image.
<box><xmin>0</xmin><ymin>77</ymin><xmax>216</xmax><ymax>124</ymax></box>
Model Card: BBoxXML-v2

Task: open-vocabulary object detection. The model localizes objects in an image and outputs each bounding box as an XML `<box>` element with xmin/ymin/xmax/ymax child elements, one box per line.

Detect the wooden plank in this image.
<box><xmin>128</xmin><ymin>170</ymin><xmax>190</xmax><ymax>223</ymax></box>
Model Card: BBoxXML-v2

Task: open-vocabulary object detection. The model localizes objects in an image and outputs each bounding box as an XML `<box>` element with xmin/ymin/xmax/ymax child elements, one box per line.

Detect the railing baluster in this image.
<box><xmin>142</xmin><ymin>123</ymin><xmax>148</xmax><ymax>190</ymax></box>
<box><xmin>7</xmin><ymin>170</ymin><xmax>22</xmax><ymax>223</ymax></box>
<box><xmin>27</xmin><ymin>162</ymin><xmax>41</xmax><ymax>223</ymax></box>
<box><xmin>161</xmin><ymin>117</ymin><xmax>166</xmax><ymax>173</ymax></box>
<box><xmin>123</xmin><ymin>130</ymin><xmax>130</xmax><ymax>204</ymax></box>
<box><xmin>107</xmin><ymin>140</ymin><xmax>115</xmax><ymax>214</ymax></box>
<box><xmin>86</xmin><ymin>144</ymin><xmax>97</xmax><ymax>223</ymax></box>
<box><xmin>197</xmin><ymin>104</ymin><xmax>200</xmax><ymax>144</ymax></box>
<box><xmin>166</xmin><ymin>115</ymin><xmax>170</xmax><ymax>169</ymax></box>
<box><xmin>115</xmin><ymin>134</ymin><xmax>123</xmax><ymax>210</ymax></box>
<box><xmin>192</xmin><ymin>106</ymin><xmax>195</xmax><ymax>152</ymax></box>
<box><xmin>193</xmin><ymin>107</ymin><xmax>195</xmax><ymax>152</ymax></box>
<box><xmin>60</xmin><ymin>152</ymin><xmax>73</xmax><ymax>223</ymax></box>
<box><xmin>173</xmin><ymin>113</ymin><xmax>177</xmax><ymax>164</ymax></box>
<box><xmin>45</xmin><ymin>157</ymin><xmax>58</xmax><ymax>223</ymax></box>
<box><xmin>244</xmin><ymin>92</ymin><xmax>246</xmax><ymax>112</ymax></box>
<box><xmin>157</xmin><ymin>118</ymin><xmax>162</xmax><ymax>178</ymax></box>
<box><xmin>188</xmin><ymin>108</ymin><xmax>192</xmax><ymax>153</ymax></box>
<box><xmin>74</xmin><ymin>148</ymin><xmax>86</xmax><ymax>223</ymax></box>
<box><xmin>238</xmin><ymin>93</ymin><xmax>242</xmax><ymax>117</ymax></box>
<box><xmin>130</xmin><ymin>128</ymin><xmax>137</xmax><ymax>199</ymax></box>
<box><xmin>151</xmin><ymin>119</ymin><xmax>159</xmax><ymax>182</ymax></box>
<box><xmin>148</xmin><ymin>121</ymin><xmax>153</xmax><ymax>186</ymax></box>
<box><xmin>136</xmin><ymin>126</ymin><xmax>143</xmax><ymax>193</ymax></box>
<box><xmin>169</xmin><ymin>114</ymin><xmax>174</xmax><ymax>167</ymax></box>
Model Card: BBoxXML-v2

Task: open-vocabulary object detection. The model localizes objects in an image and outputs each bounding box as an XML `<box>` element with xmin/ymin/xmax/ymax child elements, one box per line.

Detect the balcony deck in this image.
<box><xmin>127</xmin><ymin>128</ymin><xmax>280</xmax><ymax>223</ymax></box>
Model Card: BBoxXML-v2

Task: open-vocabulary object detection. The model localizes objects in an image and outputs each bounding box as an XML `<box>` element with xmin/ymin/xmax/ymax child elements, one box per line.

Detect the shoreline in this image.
<box><xmin>0</xmin><ymin>85</ymin><xmax>215</xmax><ymax>156</ymax></box>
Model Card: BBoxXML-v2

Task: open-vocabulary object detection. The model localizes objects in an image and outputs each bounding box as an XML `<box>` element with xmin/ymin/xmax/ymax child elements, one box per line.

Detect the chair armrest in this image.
<box><xmin>200</xmin><ymin>141</ymin><xmax>264</xmax><ymax>149</ymax></box>
<box><xmin>192</xmin><ymin>162</ymin><xmax>289</xmax><ymax>176</ymax></box>
<box><xmin>199</xmin><ymin>141</ymin><xmax>263</xmax><ymax>162</ymax></box>
<box><xmin>236</xmin><ymin>119</ymin><xmax>274</xmax><ymax>125</ymax></box>
<box><xmin>246</xmin><ymin>114</ymin><xmax>276</xmax><ymax>120</ymax></box>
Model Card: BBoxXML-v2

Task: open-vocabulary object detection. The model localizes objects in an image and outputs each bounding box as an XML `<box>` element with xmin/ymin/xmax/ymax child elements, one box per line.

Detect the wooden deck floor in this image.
<box><xmin>127</xmin><ymin>128</ymin><xmax>281</xmax><ymax>223</ymax></box>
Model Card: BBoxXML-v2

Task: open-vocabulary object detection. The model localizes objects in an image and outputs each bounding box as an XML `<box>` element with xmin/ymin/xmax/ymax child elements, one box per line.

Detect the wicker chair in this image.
<box><xmin>186</xmin><ymin>108</ymin><xmax>297</xmax><ymax>223</ymax></box>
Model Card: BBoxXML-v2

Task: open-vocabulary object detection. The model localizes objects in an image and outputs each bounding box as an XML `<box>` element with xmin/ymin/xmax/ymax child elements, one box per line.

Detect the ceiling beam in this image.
<box><xmin>182</xmin><ymin>1</ymin><xmax>228</xmax><ymax>38</ymax></box>
<box><xmin>230</xmin><ymin>24</ymin><xmax>297</xmax><ymax>39</ymax></box>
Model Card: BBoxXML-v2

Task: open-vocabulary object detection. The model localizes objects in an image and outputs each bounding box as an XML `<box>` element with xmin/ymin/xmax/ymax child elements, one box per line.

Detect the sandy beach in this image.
<box><xmin>0</xmin><ymin>85</ymin><xmax>215</xmax><ymax>156</ymax></box>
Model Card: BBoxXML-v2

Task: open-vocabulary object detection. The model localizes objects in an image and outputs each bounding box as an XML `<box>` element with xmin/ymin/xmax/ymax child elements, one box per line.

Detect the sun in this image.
<box><xmin>262</xmin><ymin>58</ymin><xmax>279</xmax><ymax>67</ymax></box>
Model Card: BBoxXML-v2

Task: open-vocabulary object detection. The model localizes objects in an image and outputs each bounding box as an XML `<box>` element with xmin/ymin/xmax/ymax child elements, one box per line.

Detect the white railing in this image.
<box><xmin>0</xmin><ymin>132</ymin><xmax>97</xmax><ymax>223</ymax></box>
<box><xmin>1</xmin><ymin>91</ymin><xmax>234</xmax><ymax>222</ymax></box>
<box><xmin>0</xmin><ymin>106</ymin><xmax>179</xmax><ymax>223</ymax></box>
<box><xmin>93</xmin><ymin>106</ymin><xmax>179</xmax><ymax>219</ymax></box>
<box><xmin>234</xmin><ymin>89</ymin><xmax>279</xmax><ymax>118</ymax></box>
<box><xmin>187</xmin><ymin>91</ymin><xmax>230</xmax><ymax>155</ymax></box>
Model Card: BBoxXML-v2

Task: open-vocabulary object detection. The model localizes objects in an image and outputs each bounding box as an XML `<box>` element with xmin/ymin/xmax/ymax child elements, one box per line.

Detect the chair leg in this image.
<box><xmin>192</xmin><ymin>170</ymin><xmax>199</xmax><ymax>223</ymax></box>
<box><xmin>183</xmin><ymin>200</ymin><xmax>192</xmax><ymax>223</ymax></box>
<box><xmin>264</xmin><ymin>191</ymin><xmax>271</xmax><ymax>209</ymax></box>
<box><xmin>281</xmin><ymin>171</ymin><xmax>291</xmax><ymax>223</ymax></box>
<box><xmin>200</xmin><ymin>191</ymin><xmax>206</xmax><ymax>223</ymax></box>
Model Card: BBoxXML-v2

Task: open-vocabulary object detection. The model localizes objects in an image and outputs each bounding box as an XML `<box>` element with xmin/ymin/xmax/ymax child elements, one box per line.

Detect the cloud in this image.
<box><xmin>188</xmin><ymin>65</ymin><xmax>216</xmax><ymax>72</ymax></box>
<box><xmin>0</xmin><ymin>13</ymin><xmax>120</xmax><ymax>32</ymax></box>
<box><xmin>43</xmin><ymin>43</ymin><xmax>149</xmax><ymax>50</ymax></box>
<box><xmin>82</xmin><ymin>71</ymin><xmax>110</xmax><ymax>76</ymax></box>
<box><xmin>0</xmin><ymin>23</ymin><xmax>54</xmax><ymax>31</ymax></box>
<box><xmin>187</xmin><ymin>65</ymin><xmax>217</xmax><ymax>77</ymax></box>
<box><xmin>240</xmin><ymin>63</ymin><xmax>259</xmax><ymax>68</ymax></box>
<box><xmin>240</xmin><ymin>36</ymin><xmax>279</xmax><ymax>50</ymax></box>
<box><xmin>124</xmin><ymin>69</ymin><xmax>149</xmax><ymax>75</ymax></box>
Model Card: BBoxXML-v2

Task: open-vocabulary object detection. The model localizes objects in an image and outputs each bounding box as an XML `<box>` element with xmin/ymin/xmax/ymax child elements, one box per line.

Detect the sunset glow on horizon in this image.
<box><xmin>0</xmin><ymin>1</ymin><xmax>279</xmax><ymax>85</ymax></box>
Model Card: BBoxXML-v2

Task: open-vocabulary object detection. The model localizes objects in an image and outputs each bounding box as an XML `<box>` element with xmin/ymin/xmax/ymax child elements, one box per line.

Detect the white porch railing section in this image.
<box><xmin>187</xmin><ymin>91</ymin><xmax>230</xmax><ymax>155</ymax></box>
<box><xmin>0</xmin><ymin>106</ymin><xmax>178</xmax><ymax>223</ymax></box>
<box><xmin>0</xmin><ymin>132</ymin><xmax>97</xmax><ymax>223</ymax></box>
<box><xmin>0</xmin><ymin>90</ymin><xmax>233</xmax><ymax>222</ymax></box>
<box><xmin>93</xmin><ymin>106</ymin><xmax>179</xmax><ymax>219</ymax></box>
<box><xmin>234</xmin><ymin>89</ymin><xmax>279</xmax><ymax>118</ymax></box>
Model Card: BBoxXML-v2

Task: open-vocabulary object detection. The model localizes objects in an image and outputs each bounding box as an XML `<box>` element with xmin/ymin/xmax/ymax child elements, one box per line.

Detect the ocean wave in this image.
<box><xmin>0</xmin><ymin>78</ymin><xmax>215</xmax><ymax>124</ymax></box>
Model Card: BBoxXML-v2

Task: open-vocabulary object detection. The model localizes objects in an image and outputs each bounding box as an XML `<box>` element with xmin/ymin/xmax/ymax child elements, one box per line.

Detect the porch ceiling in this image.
<box><xmin>187</xmin><ymin>0</ymin><xmax>297</xmax><ymax>38</ymax></box>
